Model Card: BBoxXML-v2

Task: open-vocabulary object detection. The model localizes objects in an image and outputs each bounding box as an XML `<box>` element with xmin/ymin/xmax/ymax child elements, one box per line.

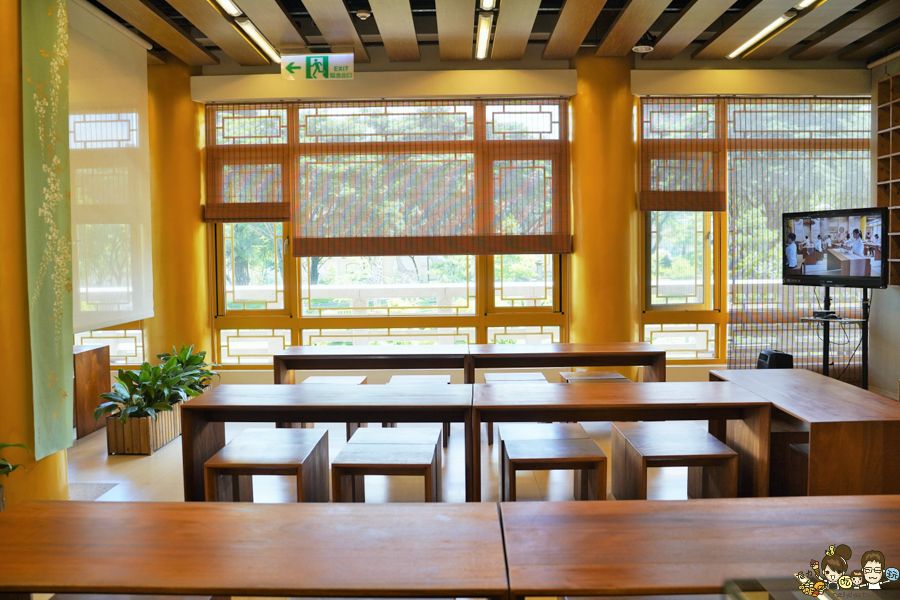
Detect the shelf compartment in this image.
<box><xmin>879</xmin><ymin>78</ymin><xmax>891</xmax><ymax>105</ymax></box>
<box><xmin>879</xmin><ymin>157</ymin><xmax>891</xmax><ymax>183</ymax></box>
<box><xmin>878</xmin><ymin>104</ymin><xmax>891</xmax><ymax>131</ymax></box>
<box><xmin>891</xmin><ymin>208</ymin><xmax>900</xmax><ymax>234</ymax></box>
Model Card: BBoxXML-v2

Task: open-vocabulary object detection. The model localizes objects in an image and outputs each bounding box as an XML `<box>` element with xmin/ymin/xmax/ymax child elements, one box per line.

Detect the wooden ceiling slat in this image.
<box><xmin>92</xmin><ymin>0</ymin><xmax>218</xmax><ymax>66</ymax></box>
<box><xmin>369</xmin><ymin>0</ymin><xmax>421</xmax><ymax>61</ymax></box>
<box><xmin>302</xmin><ymin>0</ymin><xmax>371</xmax><ymax>63</ymax></box>
<box><xmin>791</xmin><ymin>0</ymin><xmax>900</xmax><ymax>59</ymax></box>
<box><xmin>164</xmin><ymin>0</ymin><xmax>269</xmax><ymax>65</ymax></box>
<box><xmin>543</xmin><ymin>0</ymin><xmax>608</xmax><ymax>60</ymax></box>
<box><xmin>693</xmin><ymin>0</ymin><xmax>801</xmax><ymax>59</ymax></box>
<box><xmin>435</xmin><ymin>0</ymin><xmax>476</xmax><ymax>61</ymax></box>
<box><xmin>596</xmin><ymin>0</ymin><xmax>670</xmax><ymax>56</ymax></box>
<box><xmin>646</xmin><ymin>0</ymin><xmax>735</xmax><ymax>59</ymax></box>
<box><xmin>839</xmin><ymin>23</ymin><xmax>900</xmax><ymax>60</ymax></box>
<box><xmin>231</xmin><ymin>0</ymin><xmax>307</xmax><ymax>50</ymax></box>
<box><xmin>743</xmin><ymin>0</ymin><xmax>867</xmax><ymax>59</ymax></box>
<box><xmin>491</xmin><ymin>0</ymin><xmax>541</xmax><ymax>61</ymax></box>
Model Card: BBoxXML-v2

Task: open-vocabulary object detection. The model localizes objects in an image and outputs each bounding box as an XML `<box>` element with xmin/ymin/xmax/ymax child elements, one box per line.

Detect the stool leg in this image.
<box><xmin>332</xmin><ymin>467</ymin><xmax>351</xmax><ymax>502</ymax></box>
<box><xmin>708</xmin><ymin>457</ymin><xmax>739</xmax><ymax>498</ymax></box>
<box><xmin>443</xmin><ymin>422</ymin><xmax>450</xmax><ymax>447</ymax></box>
<box><xmin>507</xmin><ymin>461</ymin><xmax>517</xmax><ymax>502</ymax></box>
<box><xmin>486</xmin><ymin>421</ymin><xmax>494</xmax><ymax>445</ymax></box>
<box><xmin>612</xmin><ymin>425</ymin><xmax>645</xmax><ymax>500</ymax></box>
<box><xmin>382</xmin><ymin>422</ymin><xmax>397</xmax><ymax>428</ymax></box>
<box><xmin>576</xmin><ymin>461</ymin><xmax>605</xmax><ymax>501</ymax></box>
<box><xmin>232</xmin><ymin>474</ymin><xmax>253</xmax><ymax>502</ymax></box>
<box><xmin>500</xmin><ymin>442</ymin><xmax>507</xmax><ymax>501</ymax></box>
<box><xmin>300</xmin><ymin>422</ymin><xmax>314</xmax><ymax>429</ymax></box>
<box><xmin>424</xmin><ymin>464</ymin><xmax>435</xmax><ymax>502</ymax></box>
<box><xmin>433</xmin><ymin>443</ymin><xmax>443</xmax><ymax>502</ymax></box>
<box><xmin>346</xmin><ymin>422</ymin><xmax>366</xmax><ymax>441</ymax></box>
<box><xmin>352</xmin><ymin>474</ymin><xmax>366</xmax><ymax>502</ymax></box>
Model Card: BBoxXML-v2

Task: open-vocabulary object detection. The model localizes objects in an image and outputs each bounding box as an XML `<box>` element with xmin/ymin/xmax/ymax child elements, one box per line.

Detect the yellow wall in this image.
<box><xmin>568</xmin><ymin>56</ymin><xmax>640</xmax><ymax>345</ymax></box>
<box><xmin>145</xmin><ymin>60</ymin><xmax>212</xmax><ymax>361</ymax></box>
<box><xmin>0</xmin><ymin>0</ymin><xmax>68</xmax><ymax>508</ymax></box>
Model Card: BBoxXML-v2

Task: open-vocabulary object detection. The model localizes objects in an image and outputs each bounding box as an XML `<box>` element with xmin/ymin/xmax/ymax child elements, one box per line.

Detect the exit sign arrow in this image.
<box><xmin>285</xmin><ymin>62</ymin><xmax>299</xmax><ymax>74</ymax></box>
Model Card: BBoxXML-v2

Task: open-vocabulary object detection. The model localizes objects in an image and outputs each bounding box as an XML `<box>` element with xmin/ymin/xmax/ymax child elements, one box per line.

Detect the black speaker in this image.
<box><xmin>757</xmin><ymin>350</ymin><xmax>793</xmax><ymax>369</ymax></box>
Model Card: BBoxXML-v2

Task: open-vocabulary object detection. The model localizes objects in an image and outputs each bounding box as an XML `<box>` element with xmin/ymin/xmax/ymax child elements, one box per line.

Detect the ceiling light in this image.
<box><xmin>632</xmin><ymin>32</ymin><xmax>656</xmax><ymax>54</ymax></box>
<box><xmin>214</xmin><ymin>0</ymin><xmax>243</xmax><ymax>18</ymax></box>
<box><xmin>480</xmin><ymin>0</ymin><xmax>496</xmax><ymax>9</ymax></box>
<box><xmin>796</xmin><ymin>0</ymin><xmax>817</xmax><ymax>8</ymax></box>
<box><xmin>727</xmin><ymin>12</ymin><xmax>795</xmax><ymax>59</ymax></box>
<box><xmin>235</xmin><ymin>17</ymin><xmax>281</xmax><ymax>64</ymax></box>
<box><xmin>356</xmin><ymin>9</ymin><xmax>372</xmax><ymax>20</ymax></box>
<box><xmin>476</xmin><ymin>13</ymin><xmax>493</xmax><ymax>60</ymax></box>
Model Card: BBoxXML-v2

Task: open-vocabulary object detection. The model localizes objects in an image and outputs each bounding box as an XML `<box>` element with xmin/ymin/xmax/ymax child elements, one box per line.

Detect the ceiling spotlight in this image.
<box><xmin>632</xmin><ymin>32</ymin><xmax>656</xmax><ymax>54</ymax></box>
<box><xmin>480</xmin><ymin>0</ymin><xmax>496</xmax><ymax>9</ymax></box>
<box><xmin>356</xmin><ymin>9</ymin><xmax>372</xmax><ymax>20</ymax></box>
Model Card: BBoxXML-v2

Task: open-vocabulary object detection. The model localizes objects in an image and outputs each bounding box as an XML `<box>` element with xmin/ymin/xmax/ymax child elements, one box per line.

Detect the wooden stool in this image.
<box><xmin>611</xmin><ymin>422</ymin><xmax>738</xmax><ymax>500</ymax></box>
<box><xmin>498</xmin><ymin>422</ymin><xmax>592</xmax><ymax>501</ymax></box>
<box><xmin>502</xmin><ymin>437</ymin><xmax>607</xmax><ymax>501</ymax></box>
<box><xmin>204</xmin><ymin>428</ymin><xmax>329</xmax><ymax>503</ymax></box>
<box><xmin>387</xmin><ymin>375</ymin><xmax>452</xmax><ymax>446</ymax></box>
<box><xmin>482</xmin><ymin>372</ymin><xmax>547</xmax><ymax>445</ymax></box>
<box><xmin>333</xmin><ymin>427</ymin><xmax>442</xmax><ymax>502</ymax></box>
<box><xmin>295</xmin><ymin>375</ymin><xmax>367</xmax><ymax>438</ymax></box>
<box><xmin>788</xmin><ymin>443</ymin><xmax>809</xmax><ymax>497</ymax></box>
<box><xmin>560</xmin><ymin>371</ymin><xmax>631</xmax><ymax>383</ymax></box>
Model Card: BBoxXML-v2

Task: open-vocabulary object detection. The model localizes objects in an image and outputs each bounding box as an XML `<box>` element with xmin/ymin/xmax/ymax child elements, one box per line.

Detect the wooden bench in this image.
<box><xmin>611</xmin><ymin>422</ymin><xmax>738</xmax><ymax>500</ymax></box>
<box><xmin>499</xmin><ymin>422</ymin><xmax>605</xmax><ymax>502</ymax></box>
<box><xmin>560</xmin><ymin>370</ymin><xmax>630</xmax><ymax>383</ymax></box>
<box><xmin>387</xmin><ymin>375</ymin><xmax>452</xmax><ymax>445</ymax></box>
<box><xmin>203</xmin><ymin>428</ymin><xmax>329</xmax><ymax>503</ymax></box>
<box><xmin>482</xmin><ymin>372</ymin><xmax>548</xmax><ymax>445</ymax></box>
<box><xmin>297</xmin><ymin>375</ymin><xmax>368</xmax><ymax>437</ymax></box>
<box><xmin>332</xmin><ymin>427</ymin><xmax>443</xmax><ymax>502</ymax></box>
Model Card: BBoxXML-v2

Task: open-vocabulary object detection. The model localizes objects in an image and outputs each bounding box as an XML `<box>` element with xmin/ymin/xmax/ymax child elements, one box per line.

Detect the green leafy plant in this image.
<box><xmin>0</xmin><ymin>443</ymin><xmax>29</xmax><ymax>477</ymax></box>
<box><xmin>94</xmin><ymin>358</ymin><xmax>190</xmax><ymax>424</ymax></box>
<box><xmin>156</xmin><ymin>344</ymin><xmax>219</xmax><ymax>396</ymax></box>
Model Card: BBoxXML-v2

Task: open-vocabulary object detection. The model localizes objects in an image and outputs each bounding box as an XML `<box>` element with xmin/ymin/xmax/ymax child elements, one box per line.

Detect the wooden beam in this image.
<box><xmin>302</xmin><ymin>0</ymin><xmax>371</xmax><ymax>63</ymax></box>
<box><xmin>839</xmin><ymin>23</ymin><xmax>900</xmax><ymax>60</ymax></box>
<box><xmin>543</xmin><ymin>0</ymin><xmax>607</xmax><ymax>60</ymax></box>
<box><xmin>596</xmin><ymin>0</ymin><xmax>670</xmax><ymax>56</ymax></box>
<box><xmin>647</xmin><ymin>0</ymin><xmax>742</xmax><ymax>60</ymax></box>
<box><xmin>491</xmin><ymin>0</ymin><xmax>541</xmax><ymax>61</ymax></box>
<box><xmin>791</xmin><ymin>0</ymin><xmax>900</xmax><ymax>59</ymax></box>
<box><xmin>165</xmin><ymin>0</ymin><xmax>269</xmax><ymax>66</ymax></box>
<box><xmin>693</xmin><ymin>0</ymin><xmax>800</xmax><ymax>59</ymax></box>
<box><xmin>92</xmin><ymin>0</ymin><xmax>218</xmax><ymax>66</ymax></box>
<box><xmin>435</xmin><ymin>0</ymin><xmax>476</xmax><ymax>61</ymax></box>
<box><xmin>147</xmin><ymin>49</ymin><xmax>166</xmax><ymax>64</ymax></box>
<box><xmin>743</xmin><ymin>0</ymin><xmax>868</xmax><ymax>59</ymax></box>
<box><xmin>369</xmin><ymin>0</ymin><xmax>421</xmax><ymax>61</ymax></box>
<box><xmin>232</xmin><ymin>0</ymin><xmax>307</xmax><ymax>50</ymax></box>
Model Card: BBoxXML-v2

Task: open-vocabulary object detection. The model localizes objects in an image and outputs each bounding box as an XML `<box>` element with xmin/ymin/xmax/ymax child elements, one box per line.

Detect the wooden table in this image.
<box><xmin>501</xmin><ymin>495</ymin><xmax>900</xmax><ymax>598</ymax></box>
<box><xmin>273</xmin><ymin>345</ymin><xmax>471</xmax><ymax>384</ymax></box>
<box><xmin>467</xmin><ymin>343</ymin><xmax>666</xmax><ymax>382</ymax></box>
<box><xmin>181</xmin><ymin>384</ymin><xmax>475</xmax><ymax>501</ymax></box>
<box><xmin>472</xmin><ymin>382</ymin><xmax>770</xmax><ymax>500</ymax></box>
<box><xmin>710</xmin><ymin>368</ymin><xmax>900</xmax><ymax>495</ymax></box>
<box><xmin>0</xmin><ymin>501</ymin><xmax>508</xmax><ymax>599</ymax></box>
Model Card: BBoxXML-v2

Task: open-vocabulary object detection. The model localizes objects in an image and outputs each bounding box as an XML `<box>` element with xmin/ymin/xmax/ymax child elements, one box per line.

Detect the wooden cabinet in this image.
<box><xmin>876</xmin><ymin>74</ymin><xmax>900</xmax><ymax>285</ymax></box>
<box><xmin>73</xmin><ymin>345</ymin><xmax>111</xmax><ymax>439</ymax></box>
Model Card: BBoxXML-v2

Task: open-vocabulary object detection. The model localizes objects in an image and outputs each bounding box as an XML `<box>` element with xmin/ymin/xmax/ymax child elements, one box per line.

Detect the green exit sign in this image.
<box><xmin>282</xmin><ymin>54</ymin><xmax>354</xmax><ymax>80</ymax></box>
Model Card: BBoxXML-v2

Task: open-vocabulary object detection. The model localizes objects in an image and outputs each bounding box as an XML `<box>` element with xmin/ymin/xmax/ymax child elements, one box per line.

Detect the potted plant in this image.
<box><xmin>156</xmin><ymin>344</ymin><xmax>219</xmax><ymax>398</ymax></box>
<box><xmin>94</xmin><ymin>358</ymin><xmax>191</xmax><ymax>456</ymax></box>
<box><xmin>0</xmin><ymin>443</ymin><xmax>29</xmax><ymax>513</ymax></box>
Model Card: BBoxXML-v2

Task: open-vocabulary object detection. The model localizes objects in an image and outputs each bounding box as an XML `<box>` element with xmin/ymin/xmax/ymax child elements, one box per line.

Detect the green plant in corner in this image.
<box><xmin>157</xmin><ymin>344</ymin><xmax>219</xmax><ymax>397</ymax></box>
<box><xmin>0</xmin><ymin>443</ymin><xmax>30</xmax><ymax>477</ymax></box>
<box><xmin>93</xmin><ymin>358</ymin><xmax>190</xmax><ymax>424</ymax></box>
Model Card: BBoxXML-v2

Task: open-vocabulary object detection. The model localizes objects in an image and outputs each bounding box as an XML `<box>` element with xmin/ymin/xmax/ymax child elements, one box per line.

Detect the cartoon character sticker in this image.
<box><xmin>797</xmin><ymin>545</ymin><xmax>897</xmax><ymax>596</ymax></box>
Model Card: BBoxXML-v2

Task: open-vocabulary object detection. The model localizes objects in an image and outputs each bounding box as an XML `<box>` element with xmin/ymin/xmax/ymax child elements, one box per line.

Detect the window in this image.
<box><xmin>206</xmin><ymin>101</ymin><xmax>571</xmax><ymax>364</ymax></box>
<box><xmin>640</xmin><ymin>97</ymin><xmax>871</xmax><ymax>374</ymax></box>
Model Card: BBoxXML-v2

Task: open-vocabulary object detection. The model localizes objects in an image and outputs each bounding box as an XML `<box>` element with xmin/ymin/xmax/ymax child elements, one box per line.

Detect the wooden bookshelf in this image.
<box><xmin>876</xmin><ymin>74</ymin><xmax>900</xmax><ymax>285</ymax></box>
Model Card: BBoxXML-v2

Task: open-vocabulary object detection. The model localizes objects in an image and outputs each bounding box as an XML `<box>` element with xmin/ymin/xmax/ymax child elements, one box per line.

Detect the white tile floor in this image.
<box><xmin>67</xmin><ymin>420</ymin><xmax>691</xmax><ymax>503</ymax></box>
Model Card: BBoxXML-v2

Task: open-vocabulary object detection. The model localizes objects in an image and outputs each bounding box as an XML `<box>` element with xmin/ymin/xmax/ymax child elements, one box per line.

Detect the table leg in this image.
<box><xmin>644</xmin><ymin>354</ymin><xmax>667</xmax><ymax>382</ymax></box>
<box><xmin>273</xmin><ymin>358</ymin><xmax>288</xmax><ymax>384</ymax></box>
<box><xmin>469</xmin><ymin>408</ymin><xmax>481</xmax><ymax>501</ymax></box>
<box><xmin>181</xmin><ymin>410</ymin><xmax>225</xmax><ymax>502</ymax></box>
<box><xmin>464</xmin><ymin>355</ymin><xmax>475</xmax><ymax>384</ymax></box>
<box><xmin>727</xmin><ymin>405</ymin><xmax>771</xmax><ymax>497</ymax></box>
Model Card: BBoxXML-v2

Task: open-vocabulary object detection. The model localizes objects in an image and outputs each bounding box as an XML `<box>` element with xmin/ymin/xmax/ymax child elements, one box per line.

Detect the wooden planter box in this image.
<box><xmin>106</xmin><ymin>403</ymin><xmax>182</xmax><ymax>456</ymax></box>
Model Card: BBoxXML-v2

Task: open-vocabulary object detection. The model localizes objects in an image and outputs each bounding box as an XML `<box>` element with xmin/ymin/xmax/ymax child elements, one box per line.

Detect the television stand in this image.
<box><xmin>799</xmin><ymin>286</ymin><xmax>869</xmax><ymax>389</ymax></box>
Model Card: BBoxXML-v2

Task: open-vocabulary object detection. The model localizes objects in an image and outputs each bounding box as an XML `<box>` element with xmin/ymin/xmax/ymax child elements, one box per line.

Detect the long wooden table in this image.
<box><xmin>181</xmin><ymin>384</ymin><xmax>474</xmax><ymax>502</ymax></box>
<box><xmin>471</xmin><ymin>382</ymin><xmax>770</xmax><ymax>500</ymax></box>
<box><xmin>501</xmin><ymin>495</ymin><xmax>900</xmax><ymax>598</ymax></box>
<box><xmin>710</xmin><ymin>368</ymin><xmax>900</xmax><ymax>495</ymax></box>
<box><xmin>273</xmin><ymin>342</ymin><xmax>666</xmax><ymax>384</ymax></box>
<box><xmin>0</xmin><ymin>501</ymin><xmax>509</xmax><ymax>599</ymax></box>
<box><xmin>467</xmin><ymin>342</ymin><xmax>666</xmax><ymax>382</ymax></box>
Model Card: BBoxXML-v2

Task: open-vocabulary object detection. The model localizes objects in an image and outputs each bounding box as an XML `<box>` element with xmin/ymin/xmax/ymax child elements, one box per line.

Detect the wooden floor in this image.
<box><xmin>67</xmin><ymin>420</ymin><xmax>694</xmax><ymax>502</ymax></box>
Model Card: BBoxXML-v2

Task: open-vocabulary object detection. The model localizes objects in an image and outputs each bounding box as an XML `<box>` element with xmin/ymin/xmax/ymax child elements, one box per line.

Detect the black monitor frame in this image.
<box><xmin>782</xmin><ymin>206</ymin><xmax>888</xmax><ymax>289</ymax></box>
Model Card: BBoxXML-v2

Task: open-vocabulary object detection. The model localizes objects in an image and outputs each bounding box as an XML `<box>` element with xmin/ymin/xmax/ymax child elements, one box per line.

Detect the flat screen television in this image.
<box><xmin>783</xmin><ymin>207</ymin><xmax>888</xmax><ymax>289</ymax></box>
